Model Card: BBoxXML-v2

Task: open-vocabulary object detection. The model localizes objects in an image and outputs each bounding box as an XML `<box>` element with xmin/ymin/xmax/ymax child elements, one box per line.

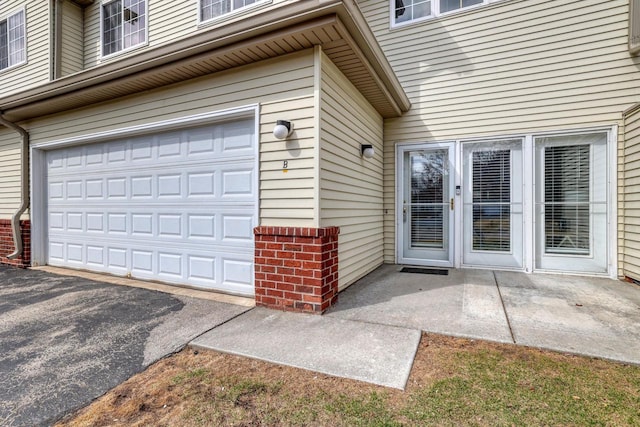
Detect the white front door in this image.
<box><xmin>462</xmin><ymin>139</ymin><xmax>524</xmax><ymax>268</ymax></box>
<box><xmin>397</xmin><ymin>143</ymin><xmax>455</xmax><ymax>267</ymax></box>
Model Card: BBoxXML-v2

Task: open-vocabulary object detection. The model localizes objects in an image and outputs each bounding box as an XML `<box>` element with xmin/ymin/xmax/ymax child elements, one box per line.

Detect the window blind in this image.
<box><xmin>410</xmin><ymin>150</ymin><xmax>447</xmax><ymax>249</ymax></box>
<box><xmin>543</xmin><ymin>145</ymin><xmax>590</xmax><ymax>255</ymax></box>
<box><xmin>471</xmin><ymin>149</ymin><xmax>511</xmax><ymax>251</ymax></box>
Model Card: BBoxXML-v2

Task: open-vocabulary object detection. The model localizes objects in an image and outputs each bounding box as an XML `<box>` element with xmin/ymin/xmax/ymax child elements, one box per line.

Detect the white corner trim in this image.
<box><xmin>31</xmin><ymin>105</ymin><xmax>259</xmax><ymax>150</ymax></box>
<box><xmin>609</xmin><ymin>124</ymin><xmax>619</xmax><ymax>279</ymax></box>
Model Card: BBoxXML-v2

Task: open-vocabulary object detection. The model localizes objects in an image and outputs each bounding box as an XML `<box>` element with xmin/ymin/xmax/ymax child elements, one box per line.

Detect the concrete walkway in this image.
<box><xmin>194</xmin><ymin>264</ymin><xmax>640</xmax><ymax>391</ymax></box>
<box><xmin>192</xmin><ymin>308</ymin><xmax>421</xmax><ymax>389</ymax></box>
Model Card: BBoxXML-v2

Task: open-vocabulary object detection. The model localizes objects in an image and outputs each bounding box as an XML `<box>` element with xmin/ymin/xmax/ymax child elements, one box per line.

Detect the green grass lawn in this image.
<box><xmin>58</xmin><ymin>334</ymin><xmax>640</xmax><ymax>427</ymax></box>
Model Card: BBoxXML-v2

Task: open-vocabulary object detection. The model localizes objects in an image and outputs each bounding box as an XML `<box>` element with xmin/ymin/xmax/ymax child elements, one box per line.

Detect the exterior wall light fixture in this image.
<box><xmin>273</xmin><ymin>120</ymin><xmax>294</xmax><ymax>139</ymax></box>
<box><xmin>361</xmin><ymin>144</ymin><xmax>375</xmax><ymax>159</ymax></box>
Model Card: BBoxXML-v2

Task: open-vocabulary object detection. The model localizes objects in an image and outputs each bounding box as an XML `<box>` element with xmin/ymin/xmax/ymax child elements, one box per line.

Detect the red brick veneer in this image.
<box><xmin>253</xmin><ymin>226</ymin><xmax>339</xmax><ymax>313</ymax></box>
<box><xmin>0</xmin><ymin>219</ymin><xmax>31</xmax><ymax>268</ymax></box>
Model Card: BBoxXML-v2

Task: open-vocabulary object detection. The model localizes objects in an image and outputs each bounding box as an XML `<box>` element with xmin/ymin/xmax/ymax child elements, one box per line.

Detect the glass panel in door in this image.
<box><xmin>535</xmin><ymin>133</ymin><xmax>608</xmax><ymax>273</ymax></box>
<box><xmin>462</xmin><ymin>140</ymin><xmax>523</xmax><ymax>268</ymax></box>
<box><xmin>399</xmin><ymin>144</ymin><xmax>454</xmax><ymax>266</ymax></box>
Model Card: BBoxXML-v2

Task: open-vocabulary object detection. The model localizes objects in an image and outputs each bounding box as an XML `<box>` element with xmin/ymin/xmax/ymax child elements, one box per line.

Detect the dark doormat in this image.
<box><xmin>400</xmin><ymin>267</ymin><xmax>449</xmax><ymax>275</ymax></box>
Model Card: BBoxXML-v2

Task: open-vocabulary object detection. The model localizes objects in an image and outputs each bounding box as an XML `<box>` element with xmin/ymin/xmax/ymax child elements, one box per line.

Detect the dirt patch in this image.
<box><xmin>55</xmin><ymin>333</ymin><xmax>640</xmax><ymax>426</ymax></box>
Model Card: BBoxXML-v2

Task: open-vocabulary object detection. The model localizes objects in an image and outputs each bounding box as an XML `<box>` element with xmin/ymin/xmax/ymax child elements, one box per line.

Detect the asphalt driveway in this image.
<box><xmin>0</xmin><ymin>266</ymin><xmax>250</xmax><ymax>427</ymax></box>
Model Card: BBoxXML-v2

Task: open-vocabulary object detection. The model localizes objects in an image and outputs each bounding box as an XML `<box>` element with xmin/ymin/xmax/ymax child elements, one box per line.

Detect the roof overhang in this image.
<box><xmin>0</xmin><ymin>1</ymin><xmax>410</xmax><ymax>122</ymax></box>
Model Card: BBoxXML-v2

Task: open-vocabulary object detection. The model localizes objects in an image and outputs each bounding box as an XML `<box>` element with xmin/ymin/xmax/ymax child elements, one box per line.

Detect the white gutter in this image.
<box><xmin>0</xmin><ymin>113</ymin><xmax>29</xmax><ymax>260</ymax></box>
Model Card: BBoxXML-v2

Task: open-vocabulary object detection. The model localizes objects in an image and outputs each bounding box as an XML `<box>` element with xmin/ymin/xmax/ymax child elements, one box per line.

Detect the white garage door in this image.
<box><xmin>46</xmin><ymin>119</ymin><xmax>256</xmax><ymax>296</ymax></box>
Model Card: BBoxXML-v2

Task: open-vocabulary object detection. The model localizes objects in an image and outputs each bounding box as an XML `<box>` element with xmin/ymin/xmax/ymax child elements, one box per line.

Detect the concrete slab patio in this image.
<box><xmin>0</xmin><ymin>266</ymin><xmax>250</xmax><ymax>427</ymax></box>
<box><xmin>327</xmin><ymin>265</ymin><xmax>514</xmax><ymax>343</ymax></box>
<box><xmin>328</xmin><ymin>264</ymin><xmax>640</xmax><ymax>366</ymax></box>
<box><xmin>496</xmin><ymin>271</ymin><xmax>640</xmax><ymax>365</ymax></box>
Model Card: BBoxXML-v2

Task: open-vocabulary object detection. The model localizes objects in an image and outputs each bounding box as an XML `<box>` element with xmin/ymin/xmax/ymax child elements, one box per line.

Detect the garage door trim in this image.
<box><xmin>30</xmin><ymin>105</ymin><xmax>260</xmax><ymax>293</ymax></box>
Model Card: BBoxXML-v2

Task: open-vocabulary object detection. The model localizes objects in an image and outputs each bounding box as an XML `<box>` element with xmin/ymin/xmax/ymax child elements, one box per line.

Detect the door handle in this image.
<box><xmin>403</xmin><ymin>205</ymin><xmax>407</xmax><ymax>222</ymax></box>
<box><xmin>450</xmin><ymin>198</ymin><xmax>454</xmax><ymax>211</ymax></box>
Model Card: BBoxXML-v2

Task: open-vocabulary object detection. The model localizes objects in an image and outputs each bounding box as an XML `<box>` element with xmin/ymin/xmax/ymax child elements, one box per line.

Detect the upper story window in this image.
<box><xmin>102</xmin><ymin>0</ymin><xmax>147</xmax><ymax>57</ymax></box>
<box><xmin>393</xmin><ymin>0</ymin><xmax>496</xmax><ymax>26</ymax></box>
<box><xmin>200</xmin><ymin>0</ymin><xmax>266</xmax><ymax>22</ymax></box>
<box><xmin>0</xmin><ymin>9</ymin><xmax>26</xmax><ymax>71</ymax></box>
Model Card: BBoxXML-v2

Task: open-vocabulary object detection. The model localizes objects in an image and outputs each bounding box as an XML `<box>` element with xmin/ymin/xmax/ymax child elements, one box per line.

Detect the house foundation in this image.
<box><xmin>0</xmin><ymin>219</ymin><xmax>31</xmax><ymax>268</ymax></box>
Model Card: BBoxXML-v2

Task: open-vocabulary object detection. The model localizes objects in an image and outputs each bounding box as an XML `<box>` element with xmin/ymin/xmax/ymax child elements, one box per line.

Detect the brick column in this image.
<box><xmin>0</xmin><ymin>219</ymin><xmax>31</xmax><ymax>268</ymax></box>
<box><xmin>253</xmin><ymin>226</ymin><xmax>339</xmax><ymax>314</ymax></box>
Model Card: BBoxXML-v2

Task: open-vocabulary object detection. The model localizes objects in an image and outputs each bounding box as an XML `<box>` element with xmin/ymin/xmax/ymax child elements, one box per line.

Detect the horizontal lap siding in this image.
<box><xmin>624</xmin><ymin>107</ymin><xmax>640</xmax><ymax>280</ymax></box>
<box><xmin>60</xmin><ymin>1</ymin><xmax>83</xmax><ymax>76</ymax></box>
<box><xmin>0</xmin><ymin>130</ymin><xmax>22</xmax><ymax>219</ymax></box>
<box><xmin>0</xmin><ymin>2</ymin><xmax>50</xmax><ymax>98</ymax></box>
<box><xmin>27</xmin><ymin>50</ymin><xmax>317</xmax><ymax>227</ymax></box>
<box><xmin>83</xmin><ymin>0</ymin><xmax>290</xmax><ymax>68</ymax></box>
<box><xmin>319</xmin><ymin>50</ymin><xmax>384</xmax><ymax>290</ymax></box>
<box><xmin>358</xmin><ymin>0</ymin><xmax>638</xmax><ymax>268</ymax></box>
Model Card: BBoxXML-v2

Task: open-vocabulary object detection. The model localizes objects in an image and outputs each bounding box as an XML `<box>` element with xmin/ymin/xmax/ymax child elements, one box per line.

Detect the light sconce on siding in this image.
<box><xmin>273</xmin><ymin>120</ymin><xmax>294</xmax><ymax>140</ymax></box>
<box><xmin>361</xmin><ymin>144</ymin><xmax>375</xmax><ymax>159</ymax></box>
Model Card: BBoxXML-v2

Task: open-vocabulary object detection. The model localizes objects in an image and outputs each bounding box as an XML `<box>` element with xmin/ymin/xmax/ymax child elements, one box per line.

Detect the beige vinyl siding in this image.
<box><xmin>59</xmin><ymin>0</ymin><xmax>84</xmax><ymax>76</ymax></box>
<box><xmin>27</xmin><ymin>50</ymin><xmax>317</xmax><ymax>226</ymax></box>
<box><xmin>0</xmin><ymin>2</ymin><xmax>51</xmax><ymax>98</ymax></box>
<box><xmin>0</xmin><ymin>129</ymin><xmax>22</xmax><ymax>219</ymax></box>
<box><xmin>357</xmin><ymin>0</ymin><xmax>639</xmax><ymax>269</ymax></box>
<box><xmin>624</xmin><ymin>106</ymin><xmax>640</xmax><ymax>280</ymax></box>
<box><xmin>318</xmin><ymin>49</ymin><xmax>384</xmax><ymax>290</ymax></box>
<box><xmin>83</xmin><ymin>0</ymin><xmax>290</xmax><ymax>68</ymax></box>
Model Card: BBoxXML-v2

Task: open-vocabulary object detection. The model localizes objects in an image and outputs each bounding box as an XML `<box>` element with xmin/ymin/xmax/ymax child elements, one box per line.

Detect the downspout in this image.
<box><xmin>0</xmin><ymin>113</ymin><xmax>30</xmax><ymax>260</ymax></box>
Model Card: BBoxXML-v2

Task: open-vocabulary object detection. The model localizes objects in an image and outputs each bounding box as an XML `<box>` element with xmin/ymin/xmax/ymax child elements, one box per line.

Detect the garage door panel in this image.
<box><xmin>47</xmin><ymin>236</ymin><xmax>253</xmax><ymax>289</ymax></box>
<box><xmin>50</xmin><ymin>128</ymin><xmax>255</xmax><ymax>172</ymax></box>
<box><xmin>46</xmin><ymin>120</ymin><xmax>256</xmax><ymax>295</ymax></box>
<box><xmin>48</xmin><ymin>181</ymin><xmax>64</xmax><ymax>199</ymax></box>
<box><xmin>222</xmin><ymin>258</ymin><xmax>253</xmax><ymax>289</ymax></box>
<box><xmin>87</xmin><ymin>245</ymin><xmax>105</xmax><ymax>266</ymax></box>
<box><xmin>222</xmin><ymin>215</ymin><xmax>254</xmax><ymax>242</ymax></box>
<box><xmin>49</xmin><ymin>210</ymin><xmax>253</xmax><ymax>245</ymax></box>
<box><xmin>222</xmin><ymin>169</ymin><xmax>254</xmax><ymax>197</ymax></box>
<box><xmin>49</xmin><ymin>168</ymin><xmax>254</xmax><ymax>203</ymax></box>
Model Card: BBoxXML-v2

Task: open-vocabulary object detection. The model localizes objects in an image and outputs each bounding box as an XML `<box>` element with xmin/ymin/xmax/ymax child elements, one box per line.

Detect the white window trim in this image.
<box><xmin>198</xmin><ymin>0</ymin><xmax>272</xmax><ymax>27</ymax></box>
<box><xmin>0</xmin><ymin>7</ymin><xmax>27</xmax><ymax>73</ymax></box>
<box><xmin>390</xmin><ymin>0</ymin><xmax>504</xmax><ymax>29</ymax></box>
<box><xmin>99</xmin><ymin>0</ymin><xmax>149</xmax><ymax>60</ymax></box>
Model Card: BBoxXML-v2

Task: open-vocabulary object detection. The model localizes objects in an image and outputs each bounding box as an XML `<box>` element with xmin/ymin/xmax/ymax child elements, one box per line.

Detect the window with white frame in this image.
<box><xmin>102</xmin><ymin>0</ymin><xmax>146</xmax><ymax>56</ymax></box>
<box><xmin>0</xmin><ymin>9</ymin><xmax>26</xmax><ymax>71</ymax></box>
<box><xmin>200</xmin><ymin>0</ymin><xmax>266</xmax><ymax>22</ymax></box>
<box><xmin>393</xmin><ymin>0</ymin><xmax>494</xmax><ymax>25</ymax></box>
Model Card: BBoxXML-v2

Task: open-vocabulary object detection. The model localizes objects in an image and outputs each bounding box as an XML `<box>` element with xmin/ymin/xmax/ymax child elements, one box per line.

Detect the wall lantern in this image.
<box><xmin>361</xmin><ymin>144</ymin><xmax>375</xmax><ymax>159</ymax></box>
<box><xmin>273</xmin><ymin>120</ymin><xmax>294</xmax><ymax>140</ymax></box>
